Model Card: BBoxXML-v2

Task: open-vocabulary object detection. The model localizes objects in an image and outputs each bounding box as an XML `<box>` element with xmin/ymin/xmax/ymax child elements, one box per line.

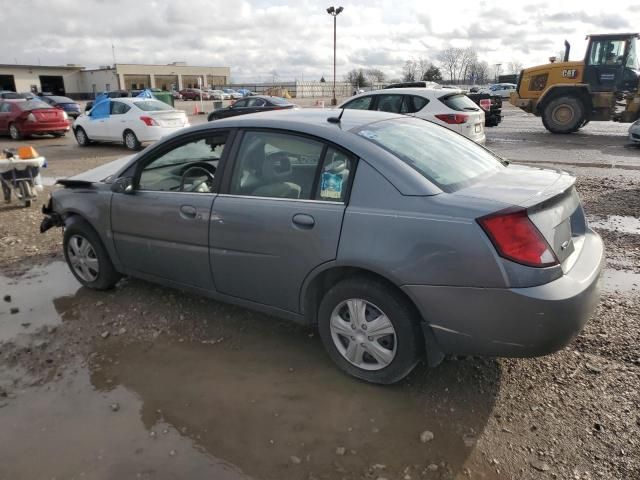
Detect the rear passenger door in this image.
<box><xmin>0</xmin><ymin>102</ymin><xmax>11</xmax><ymax>132</ymax></box>
<box><xmin>210</xmin><ymin>130</ymin><xmax>355</xmax><ymax>313</ymax></box>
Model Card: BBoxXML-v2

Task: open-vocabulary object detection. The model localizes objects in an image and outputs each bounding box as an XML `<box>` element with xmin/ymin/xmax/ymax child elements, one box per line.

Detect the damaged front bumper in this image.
<box><xmin>40</xmin><ymin>196</ymin><xmax>63</xmax><ymax>233</ymax></box>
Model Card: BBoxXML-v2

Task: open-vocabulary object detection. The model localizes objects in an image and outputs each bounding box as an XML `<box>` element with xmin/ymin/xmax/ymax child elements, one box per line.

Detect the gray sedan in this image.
<box><xmin>41</xmin><ymin>109</ymin><xmax>604</xmax><ymax>384</ymax></box>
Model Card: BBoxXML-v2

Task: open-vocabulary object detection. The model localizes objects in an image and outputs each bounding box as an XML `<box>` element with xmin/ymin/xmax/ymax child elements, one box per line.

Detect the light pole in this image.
<box><xmin>327</xmin><ymin>6</ymin><xmax>343</xmax><ymax>106</ymax></box>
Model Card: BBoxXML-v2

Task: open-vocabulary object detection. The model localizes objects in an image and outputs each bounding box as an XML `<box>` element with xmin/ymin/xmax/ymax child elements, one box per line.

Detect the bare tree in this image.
<box><xmin>364</xmin><ymin>68</ymin><xmax>386</xmax><ymax>85</ymax></box>
<box><xmin>507</xmin><ymin>61</ymin><xmax>524</xmax><ymax>74</ymax></box>
<box><xmin>402</xmin><ymin>60</ymin><xmax>418</xmax><ymax>82</ymax></box>
<box><xmin>460</xmin><ymin>47</ymin><xmax>478</xmax><ymax>84</ymax></box>
<box><xmin>437</xmin><ymin>47</ymin><xmax>464</xmax><ymax>83</ymax></box>
<box><xmin>471</xmin><ymin>60</ymin><xmax>490</xmax><ymax>84</ymax></box>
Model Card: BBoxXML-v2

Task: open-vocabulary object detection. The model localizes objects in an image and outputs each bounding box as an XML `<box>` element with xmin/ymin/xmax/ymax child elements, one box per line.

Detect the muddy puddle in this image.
<box><xmin>590</xmin><ymin>215</ymin><xmax>640</xmax><ymax>235</ymax></box>
<box><xmin>0</xmin><ymin>262</ymin><xmax>81</xmax><ymax>343</ymax></box>
<box><xmin>0</xmin><ymin>262</ymin><xmax>503</xmax><ymax>479</ymax></box>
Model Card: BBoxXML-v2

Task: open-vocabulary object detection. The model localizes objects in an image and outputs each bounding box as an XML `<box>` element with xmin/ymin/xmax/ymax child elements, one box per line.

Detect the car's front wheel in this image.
<box><xmin>9</xmin><ymin>123</ymin><xmax>22</xmax><ymax>140</ymax></box>
<box><xmin>318</xmin><ymin>277</ymin><xmax>423</xmax><ymax>384</ymax></box>
<box><xmin>63</xmin><ymin>219</ymin><xmax>122</xmax><ymax>290</ymax></box>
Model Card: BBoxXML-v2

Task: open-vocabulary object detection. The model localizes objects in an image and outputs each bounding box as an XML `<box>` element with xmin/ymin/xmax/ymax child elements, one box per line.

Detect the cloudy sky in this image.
<box><xmin>0</xmin><ymin>0</ymin><xmax>637</xmax><ymax>82</ymax></box>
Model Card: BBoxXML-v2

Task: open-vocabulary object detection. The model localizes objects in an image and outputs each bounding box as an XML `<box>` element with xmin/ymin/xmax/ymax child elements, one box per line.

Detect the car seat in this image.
<box><xmin>251</xmin><ymin>151</ymin><xmax>301</xmax><ymax>199</ymax></box>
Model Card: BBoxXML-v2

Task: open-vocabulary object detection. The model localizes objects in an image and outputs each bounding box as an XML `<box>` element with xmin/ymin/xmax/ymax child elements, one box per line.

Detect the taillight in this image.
<box><xmin>26</xmin><ymin>113</ymin><xmax>36</xmax><ymax>123</ymax></box>
<box><xmin>140</xmin><ymin>116</ymin><xmax>159</xmax><ymax>126</ymax></box>
<box><xmin>61</xmin><ymin>111</ymin><xmax>68</xmax><ymax>120</ymax></box>
<box><xmin>435</xmin><ymin>113</ymin><xmax>468</xmax><ymax>124</ymax></box>
<box><xmin>479</xmin><ymin>99</ymin><xmax>491</xmax><ymax>111</ymax></box>
<box><xmin>477</xmin><ymin>209</ymin><xmax>558</xmax><ymax>268</ymax></box>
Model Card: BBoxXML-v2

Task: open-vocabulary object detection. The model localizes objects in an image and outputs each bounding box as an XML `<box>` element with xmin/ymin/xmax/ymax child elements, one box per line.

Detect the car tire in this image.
<box><xmin>63</xmin><ymin>218</ymin><xmax>122</xmax><ymax>290</ymax></box>
<box><xmin>542</xmin><ymin>96</ymin><xmax>585</xmax><ymax>134</ymax></box>
<box><xmin>74</xmin><ymin>127</ymin><xmax>91</xmax><ymax>146</ymax></box>
<box><xmin>123</xmin><ymin>130</ymin><xmax>141</xmax><ymax>150</ymax></box>
<box><xmin>9</xmin><ymin>123</ymin><xmax>22</xmax><ymax>140</ymax></box>
<box><xmin>317</xmin><ymin>276</ymin><xmax>423</xmax><ymax>384</ymax></box>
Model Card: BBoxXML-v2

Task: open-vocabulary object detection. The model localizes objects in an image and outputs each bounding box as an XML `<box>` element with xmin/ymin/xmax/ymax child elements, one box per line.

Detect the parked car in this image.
<box><xmin>207</xmin><ymin>90</ymin><xmax>225</xmax><ymax>100</ymax></box>
<box><xmin>41</xmin><ymin>109</ymin><xmax>603</xmax><ymax>384</ymax></box>
<box><xmin>179</xmin><ymin>88</ymin><xmax>210</xmax><ymax>101</ymax></box>
<box><xmin>236</xmin><ymin>88</ymin><xmax>255</xmax><ymax>97</ymax></box>
<box><xmin>0</xmin><ymin>91</ymin><xmax>26</xmax><ymax>99</ymax></box>
<box><xmin>481</xmin><ymin>83</ymin><xmax>517</xmax><ymax>98</ymax></box>
<box><xmin>629</xmin><ymin>119</ymin><xmax>640</xmax><ymax>144</ymax></box>
<box><xmin>223</xmin><ymin>88</ymin><xmax>243</xmax><ymax>99</ymax></box>
<box><xmin>339</xmin><ymin>87</ymin><xmax>486</xmax><ymax>143</ymax></box>
<box><xmin>40</xmin><ymin>95</ymin><xmax>82</xmax><ymax>118</ymax></box>
<box><xmin>73</xmin><ymin>98</ymin><xmax>189</xmax><ymax>150</ymax></box>
<box><xmin>0</xmin><ymin>99</ymin><xmax>70</xmax><ymax>139</ymax></box>
<box><xmin>171</xmin><ymin>90</ymin><xmax>183</xmax><ymax>100</ymax></box>
<box><xmin>207</xmin><ymin>95</ymin><xmax>296</xmax><ymax>121</ymax></box>
<box><xmin>466</xmin><ymin>92</ymin><xmax>503</xmax><ymax>127</ymax></box>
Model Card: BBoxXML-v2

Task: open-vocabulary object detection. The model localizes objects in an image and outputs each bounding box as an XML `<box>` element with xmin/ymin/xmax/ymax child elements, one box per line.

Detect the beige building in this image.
<box><xmin>0</xmin><ymin>62</ymin><xmax>230</xmax><ymax>98</ymax></box>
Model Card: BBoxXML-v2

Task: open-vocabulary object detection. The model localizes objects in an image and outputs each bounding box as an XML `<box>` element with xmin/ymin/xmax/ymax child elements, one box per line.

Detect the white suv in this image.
<box><xmin>339</xmin><ymin>88</ymin><xmax>486</xmax><ymax>144</ymax></box>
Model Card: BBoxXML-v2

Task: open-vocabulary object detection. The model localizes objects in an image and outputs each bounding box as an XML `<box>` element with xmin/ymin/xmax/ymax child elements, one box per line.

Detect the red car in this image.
<box><xmin>0</xmin><ymin>99</ymin><xmax>70</xmax><ymax>139</ymax></box>
<box><xmin>179</xmin><ymin>88</ymin><xmax>210</xmax><ymax>100</ymax></box>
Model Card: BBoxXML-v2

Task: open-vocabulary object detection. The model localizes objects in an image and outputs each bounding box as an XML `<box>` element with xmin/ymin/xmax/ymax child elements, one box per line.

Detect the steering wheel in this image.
<box><xmin>179</xmin><ymin>162</ymin><xmax>216</xmax><ymax>192</ymax></box>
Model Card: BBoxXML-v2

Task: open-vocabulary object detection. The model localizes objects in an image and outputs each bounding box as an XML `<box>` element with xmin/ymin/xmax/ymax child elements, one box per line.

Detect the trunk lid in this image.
<box><xmin>147</xmin><ymin>110</ymin><xmax>188</xmax><ymax>127</ymax></box>
<box><xmin>32</xmin><ymin>108</ymin><xmax>64</xmax><ymax>121</ymax></box>
<box><xmin>456</xmin><ymin>165</ymin><xmax>583</xmax><ymax>266</ymax></box>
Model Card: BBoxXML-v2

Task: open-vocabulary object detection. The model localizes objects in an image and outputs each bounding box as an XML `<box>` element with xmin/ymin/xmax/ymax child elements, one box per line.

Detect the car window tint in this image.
<box><xmin>315</xmin><ymin>147</ymin><xmax>353</xmax><ymax>202</ymax></box>
<box><xmin>230</xmin><ymin>131</ymin><xmax>324</xmax><ymax>200</ymax></box>
<box><xmin>375</xmin><ymin>95</ymin><xmax>403</xmax><ymax>113</ymax></box>
<box><xmin>343</xmin><ymin>96</ymin><xmax>372</xmax><ymax>110</ymax></box>
<box><xmin>401</xmin><ymin>95</ymin><xmax>429</xmax><ymax>114</ymax></box>
<box><xmin>356</xmin><ymin>117</ymin><xmax>503</xmax><ymax>192</ymax></box>
<box><xmin>233</xmin><ymin>99</ymin><xmax>248</xmax><ymax>108</ymax></box>
<box><xmin>0</xmin><ymin>103</ymin><xmax>10</xmax><ymax>113</ymax></box>
<box><xmin>439</xmin><ymin>94</ymin><xmax>479</xmax><ymax>111</ymax></box>
<box><xmin>110</xmin><ymin>102</ymin><xmax>131</xmax><ymax>115</ymax></box>
<box><xmin>139</xmin><ymin>133</ymin><xmax>227</xmax><ymax>193</ymax></box>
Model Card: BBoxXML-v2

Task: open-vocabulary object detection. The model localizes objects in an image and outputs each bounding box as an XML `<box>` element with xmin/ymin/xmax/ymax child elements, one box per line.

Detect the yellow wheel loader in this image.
<box><xmin>510</xmin><ymin>33</ymin><xmax>640</xmax><ymax>133</ymax></box>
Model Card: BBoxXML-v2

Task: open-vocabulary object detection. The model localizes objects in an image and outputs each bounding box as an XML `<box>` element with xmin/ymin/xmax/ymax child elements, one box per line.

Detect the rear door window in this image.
<box><xmin>375</xmin><ymin>95</ymin><xmax>403</xmax><ymax>113</ymax></box>
<box><xmin>111</xmin><ymin>102</ymin><xmax>131</xmax><ymax>115</ymax></box>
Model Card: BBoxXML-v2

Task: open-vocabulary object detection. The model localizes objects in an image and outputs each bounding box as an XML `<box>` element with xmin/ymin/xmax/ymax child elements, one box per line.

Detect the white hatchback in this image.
<box><xmin>73</xmin><ymin>98</ymin><xmax>190</xmax><ymax>150</ymax></box>
<box><xmin>339</xmin><ymin>88</ymin><xmax>486</xmax><ymax>144</ymax></box>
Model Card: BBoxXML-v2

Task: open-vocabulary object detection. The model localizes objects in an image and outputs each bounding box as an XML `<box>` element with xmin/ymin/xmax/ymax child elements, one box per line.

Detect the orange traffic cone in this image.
<box><xmin>193</xmin><ymin>103</ymin><xmax>200</xmax><ymax>115</ymax></box>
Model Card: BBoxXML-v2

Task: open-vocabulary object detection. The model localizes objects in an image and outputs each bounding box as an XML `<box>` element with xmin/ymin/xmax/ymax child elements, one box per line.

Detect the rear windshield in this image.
<box><xmin>439</xmin><ymin>94</ymin><xmax>479</xmax><ymax>112</ymax></box>
<box><xmin>16</xmin><ymin>100</ymin><xmax>51</xmax><ymax>110</ymax></box>
<box><xmin>1</xmin><ymin>92</ymin><xmax>23</xmax><ymax>99</ymax></box>
<box><xmin>49</xmin><ymin>96</ymin><xmax>74</xmax><ymax>103</ymax></box>
<box><xmin>355</xmin><ymin>117</ymin><xmax>503</xmax><ymax>192</ymax></box>
<box><xmin>269</xmin><ymin>96</ymin><xmax>292</xmax><ymax>105</ymax></box>
<box><xmin>134</xmin><ymin>100</ymin><xmax>173</xmax><ymax>111</ymax></box>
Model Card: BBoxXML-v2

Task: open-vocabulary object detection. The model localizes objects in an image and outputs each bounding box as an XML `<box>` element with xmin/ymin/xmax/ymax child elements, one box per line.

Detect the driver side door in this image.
<box><xmin>110</xmin><ymin>130</ymin><xmax>232</xmax><ymax>290</ymax></box>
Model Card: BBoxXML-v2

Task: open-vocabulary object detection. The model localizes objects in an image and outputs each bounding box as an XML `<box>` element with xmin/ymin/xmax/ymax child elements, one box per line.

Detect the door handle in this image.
<box><xmin>180</xmin><ymin>205</ymin><xmax>197</xmax><ymax>219</ymax></box>
<box><xmin>292</xmin><ymin>213</ymin><xmax>315</xmax><ymax>228</ymax></box>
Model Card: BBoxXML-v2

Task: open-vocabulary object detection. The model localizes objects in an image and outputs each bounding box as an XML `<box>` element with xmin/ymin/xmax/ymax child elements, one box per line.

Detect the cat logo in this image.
<box><xmin>562</xmin><ymin>69</ymin><xmax>578</xmax><ymax>79</ymax></box>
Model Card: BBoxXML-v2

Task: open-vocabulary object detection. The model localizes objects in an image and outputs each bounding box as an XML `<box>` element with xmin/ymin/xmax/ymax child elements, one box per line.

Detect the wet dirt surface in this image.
<box><xmin>1</xmin><ymin>104</ymin><xmax>639</xmax><ymax>480</ymax></box>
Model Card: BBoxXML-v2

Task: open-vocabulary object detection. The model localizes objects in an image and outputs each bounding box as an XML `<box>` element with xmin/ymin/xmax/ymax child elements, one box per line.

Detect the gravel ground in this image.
<box><xmin>0</xmin><ymin>107</ymin><xmax>639</xmax><ymax>479</ymax></box>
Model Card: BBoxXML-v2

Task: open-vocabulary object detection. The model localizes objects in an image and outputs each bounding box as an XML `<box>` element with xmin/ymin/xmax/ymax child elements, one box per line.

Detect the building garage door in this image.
<box><xmin>39</xmin><ymin>75</ymin><xmax>65</xmax><ymax>95</ymax></box>
<box><xmin>0</xmin><ymin>75</ymin><xmax>16</xmax><ymax>91</ymax></box>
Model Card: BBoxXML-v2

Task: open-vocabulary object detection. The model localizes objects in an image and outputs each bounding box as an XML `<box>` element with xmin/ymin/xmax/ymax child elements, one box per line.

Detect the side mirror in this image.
<box><xmin>111</xmin><ymin>176</ymin><xmax>134</xmax><ymax>194</ymax></box>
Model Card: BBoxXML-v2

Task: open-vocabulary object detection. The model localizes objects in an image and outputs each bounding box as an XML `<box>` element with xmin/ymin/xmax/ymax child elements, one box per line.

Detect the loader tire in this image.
<box><xmin>541</xmin><ymin>96</ymin><xmax>585</xmax><ymax>134</ymax></box>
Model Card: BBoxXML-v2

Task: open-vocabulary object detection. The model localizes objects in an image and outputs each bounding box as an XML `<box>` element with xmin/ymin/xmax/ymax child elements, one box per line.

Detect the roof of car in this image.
<box><xmin>339</xmin><ymin>88</ymin><xmax>462</xmax><ymax>105</ymax></box>
<box><xmin>47</xmin><ymin>96</ymin><xmax>75</xmax><ymax>103</ymax></box>
<box><xmin>110</xmin><ymin>97</ymin><xmax>167</xmax><ymax>105</ymax></box>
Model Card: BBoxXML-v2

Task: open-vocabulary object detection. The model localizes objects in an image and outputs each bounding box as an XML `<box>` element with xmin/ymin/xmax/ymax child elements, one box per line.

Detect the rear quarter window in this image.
<box><xmin>343</xmin><ymin>96</ymin><xmax>373</xmax><ymax>110</ymax></box>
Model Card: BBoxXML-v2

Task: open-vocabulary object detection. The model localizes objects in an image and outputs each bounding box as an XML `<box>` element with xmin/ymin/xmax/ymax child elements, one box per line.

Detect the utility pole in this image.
<box><xmin>326</xmin><ymin>6</ymin><xmax>344</xmax><ymax>106</ymax></box>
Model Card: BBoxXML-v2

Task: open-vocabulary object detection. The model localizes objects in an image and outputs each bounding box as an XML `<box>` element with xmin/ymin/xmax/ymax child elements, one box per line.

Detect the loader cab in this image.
<box><xmin>583</xmin><ymin>33</ymin><xmax>640</xmax><ymax>92</ymax></box>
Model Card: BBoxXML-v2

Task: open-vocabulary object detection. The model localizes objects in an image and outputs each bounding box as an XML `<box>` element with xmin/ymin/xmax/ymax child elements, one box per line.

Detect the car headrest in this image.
<box><xmin>262</xmin><ymin>152</ymin><xmax>292</xmax><ymax>180</ymax></box>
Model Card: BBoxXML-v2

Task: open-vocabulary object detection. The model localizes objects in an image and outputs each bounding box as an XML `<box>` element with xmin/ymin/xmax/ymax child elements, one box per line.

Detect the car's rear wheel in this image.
<box><xmin>74</xmin><ymin>127</ymin><xmax>91</xmax><ymax>146</ymax></box>
<box><xmin>318</xmin><ymin>277</ymin><xmax>423</xmax><ymax>384</ymax></box>
<box><xmin>123</xmin><ymin>130</ymin><xmax>141</xmax><ymax>150</ymax></box>
<box><xmin>63</xmin><ymin>219</ymin><xmax>121</xmax><ymax>290</ymax></box>
<box><xmin>9</xmin><ymin>123</ymin><xmax>21</xmax><ymax>140</ymax></box>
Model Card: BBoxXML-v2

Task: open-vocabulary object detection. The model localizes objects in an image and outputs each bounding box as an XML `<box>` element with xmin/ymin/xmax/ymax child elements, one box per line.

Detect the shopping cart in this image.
<box><xmin>0</xmin><ymin>147</ymin><xmax>46</xmax><ymax>208</ymax></box>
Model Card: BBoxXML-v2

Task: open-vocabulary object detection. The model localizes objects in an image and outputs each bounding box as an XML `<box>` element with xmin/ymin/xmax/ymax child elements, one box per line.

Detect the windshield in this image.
<box><xmin>16</xmin><ymin>100</ymin><xmax>52</xmax><ymax>110</ymax></box>
<box><xmin>134</xmin><ymin>100</ymin><xmax>173</xmax><ymax>111</ymax></box>
<box><xmin>355</xmin><ymin>117</ymin><xmax>503</xmax><ymax>192</ymax></box>
<box><xmin>627</xmin><ymin>38</ymin><xmax>640</xmax><ymax>69</ymax></box>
